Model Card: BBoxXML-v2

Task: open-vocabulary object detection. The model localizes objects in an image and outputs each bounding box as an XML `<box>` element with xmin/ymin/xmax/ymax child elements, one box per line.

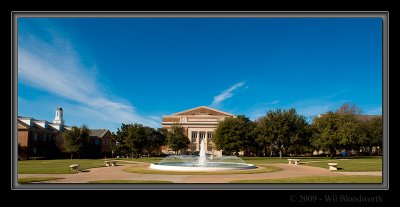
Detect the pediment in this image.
<box><xmin>172</xmin><ymin>106</ymin><xmax>233</xmax><ymax>116</ymax></box>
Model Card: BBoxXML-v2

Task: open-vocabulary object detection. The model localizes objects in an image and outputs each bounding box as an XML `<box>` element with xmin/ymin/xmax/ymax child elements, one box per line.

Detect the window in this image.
<box><xmin>43</xmin><ymin>134</ymin><xmax>47</xmax><ymax>142</ymax></box>
<box><xmin>33</xmin><ymin>133</ymin><xmax>38</xmax><ymax>142</ymax></box>
<box><xmin>95</xmin><ymin>139</ymin><xmax>100</xmax><ymax>145</ymax></box>
<box><xmin>207</xmin><ymin>132</ymin><xmax>213</xmax><ymax>141</ymax></box>
<box><xmin>191</xmin><ymin>131</ymin><xmax>197</xmax><ymax>143</ymax></box>
<box><xmin>32</xmin><ymin>147</ymin><xmax>37</xmax><ymax>154</ymax></box>
<box><xmin>199</xmin><ymin>132</ymin><xmax>206</xmax><ymax>139</ymax></box>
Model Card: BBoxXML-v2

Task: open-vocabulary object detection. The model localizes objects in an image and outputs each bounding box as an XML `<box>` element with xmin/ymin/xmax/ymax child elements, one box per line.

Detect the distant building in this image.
<box><xmin>18</xmin><ymin>107</ymin><xmax>114</xmax><ymax>158</ymax></box>
<box><xmin>161</xmin><ymin>106</ymin><xmax>235</xmax><ymax>155</ymax></box>
<box><xmin>18</xmin><ymin>107</ymin><xmax>70</xmax><ymax>158</ymax></box>
<box><xmin>89</xmin><ymin>129</ymin><xmax>114</xmax><ymax>157</ymax></box>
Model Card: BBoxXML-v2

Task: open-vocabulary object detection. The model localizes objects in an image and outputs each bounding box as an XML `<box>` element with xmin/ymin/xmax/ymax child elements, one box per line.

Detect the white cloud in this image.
<box><xmin>211</xmin><ymin>81</ymin><xmax>246</xmax><ymax>107</ymax></box>
<box><xmin>18</xmin><ymin>27</ymin><xmax>158</xmax><ymax>129</ymax></box>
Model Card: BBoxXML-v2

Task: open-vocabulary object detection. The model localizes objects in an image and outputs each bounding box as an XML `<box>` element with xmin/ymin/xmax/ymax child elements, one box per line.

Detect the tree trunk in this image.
<box><xmin>264</xmin><ymin>145</ymin><xmax>267</xmax><ymax>157</ymax></box>
<box><xmin>279</xmin><ymin>149</ymin><xmax>283</xmax><ymax>159</ymax></box>
<box><xmin>270</xmin><ymin>145</ymin><xmax>273</xmax><ymax>156</ymax></box>
<box><xmin>148</xmin><ymin>151</ymin><xmax>150</xmax><ymax>157</ymax></box>
<box><xmin>70</xmin><ymin>153</ymin><xmax>73</xmax><ymax>160</ymax></box>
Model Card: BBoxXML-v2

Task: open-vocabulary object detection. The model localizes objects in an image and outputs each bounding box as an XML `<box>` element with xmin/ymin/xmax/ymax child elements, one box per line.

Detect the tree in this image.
<box><xmin>18</xmin><ymin>143</ymin><xmax>28</xmax><ymax>160</ymax></box>
<box><xmin>213</xmin><ymin>115</ymin><xmax>253</xmax><ymax>156</ymax></box>
<box><xmin>166</xmin><ymin>124</ymin><xmax>190</xmax><ymax>155</ymax></box>
<box><xmin>358</xmin><ymin>116</ymin><xmax>383</xmax><ymax>155</ymax></box>
<box><xmin>62</xmin><ymin>124</ymin><xmax>90</xmax><ymax>159</ymax></box>
<box><xmin>312</xmin><ymin>112</ymin><xmax>361</xmax><ymax>158</ymax></box>
<box><xmin>143</xmin><ymin>127</ymin><xmax>166</xmax><ymax>157</ymax></box>
<box><xmin>336</xmin><ymin>102</ymin><xmax>363</xmax><ymax>115</ymax></box>
<box><xmin>112</xmin><ymin>124</ymin><xmax>130</xmax><ymax>157</ymax></box>
<box><xmin>257</xmin><ymin>109</ymin><xmax>308</xmax><ymax>159</ymax></box>
<box><xmin>125</xmin><ymin>123</ymin><xmax>147</xmax><ymax>158</ymax></box>
<box><xmin>369</xmin><ymin>116</ymin><xmax>383</xmax><ymax>155</ymax></box>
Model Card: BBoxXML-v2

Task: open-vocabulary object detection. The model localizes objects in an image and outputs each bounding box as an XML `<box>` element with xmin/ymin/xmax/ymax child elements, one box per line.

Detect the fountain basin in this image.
<box><xmin>149</xmin><ymin>162</ymin><xmax>256</xmax><ymax>172</ymax></box>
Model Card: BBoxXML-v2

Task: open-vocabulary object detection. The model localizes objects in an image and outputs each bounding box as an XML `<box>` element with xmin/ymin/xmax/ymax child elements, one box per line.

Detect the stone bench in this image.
<box><xmin>105</xmin><ymin>160</ymin><xmax>117</xmax><ymax>167</ymax></box>
<box><xmin>287</xmin><ymin>159</ymin><xmax>301</xmax><ymax>165</ymax></box>
<box><xmin>328</xmin><ymin>163</ymin><xmax>339</xmax><ymax>170</ymax></box>
<box><xmin>69</xmin><ymin>164</ymin><xmax>80</xmax><ymax>173</ymax></box>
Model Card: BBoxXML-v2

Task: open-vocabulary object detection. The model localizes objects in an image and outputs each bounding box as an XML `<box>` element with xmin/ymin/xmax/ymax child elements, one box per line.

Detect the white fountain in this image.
<box><xmin>198</xmin><ymin>139</ymin><xmax>207</xmax><ymax>166</ymax></box>
<box><xmin>149</xmin><ymin>138</ymin><xmax>256</xmax><ymax>172</ymax></box>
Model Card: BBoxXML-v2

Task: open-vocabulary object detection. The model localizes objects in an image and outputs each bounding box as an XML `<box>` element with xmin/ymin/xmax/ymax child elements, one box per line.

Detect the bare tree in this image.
<box><xmin>336</xmin><ymin>102</ymin><xmax>363</xmax><ymax>115</ymax></box>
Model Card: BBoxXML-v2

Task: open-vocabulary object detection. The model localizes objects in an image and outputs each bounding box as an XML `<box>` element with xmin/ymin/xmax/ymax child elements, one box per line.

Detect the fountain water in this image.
<box><xmin>198</xmin><ymin>139</ymin><xmax>207</xmax><ymax>166</ymax></box>
<box><xmin>149</xmin><ymin>138</ymin><xmax>256</xmax><ymax>172</ymax></box>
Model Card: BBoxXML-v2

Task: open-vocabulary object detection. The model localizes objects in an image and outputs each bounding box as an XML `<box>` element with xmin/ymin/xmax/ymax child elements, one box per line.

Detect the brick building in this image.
<box><xmin>18</xmin><ymin>107</ymin><xmax>70</xmax><ymax>158</ymax></box>
<box><xmin>89</xmin><ymin>129</ymin><xmax>114</xmax><ymax>157</ymax></box>
<box><xmin>18</xmin><ymin>107</ymin><xmax>114</xmax><ymax>158</ymax></box>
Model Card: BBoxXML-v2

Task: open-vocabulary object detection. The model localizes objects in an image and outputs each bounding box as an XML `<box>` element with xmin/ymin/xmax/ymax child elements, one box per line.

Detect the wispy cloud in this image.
<box><xmin>18</xmin><ymin>25</ymin><xmax>158</xmax><ymax>129</ymax></box>
<box><xmin>211</xmin><ymin>81</ymin><xmax>246</xmax><ymax>107</ymax></box>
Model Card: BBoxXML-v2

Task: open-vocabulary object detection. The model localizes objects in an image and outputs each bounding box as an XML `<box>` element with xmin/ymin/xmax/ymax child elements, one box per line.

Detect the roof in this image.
<box><xmin>171</xmin><ymin>106</ymin><xmax>234</xmax><ymax>116</ymax></box>
<box><xmin>89</xmin><ymin>129</ymin><xmax>109</xmax><ymax>138</ymax></box>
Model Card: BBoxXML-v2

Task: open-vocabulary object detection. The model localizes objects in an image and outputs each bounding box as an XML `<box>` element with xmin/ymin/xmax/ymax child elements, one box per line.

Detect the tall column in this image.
<box><xmin>196</xmin><ymin>132</ymin><xmax>199</xmax><ymax>151</ymax></box>
<box><xmin>205</xmin><ymin>131</ymin><xmax>209</xmax><ymax>152</ymax></box>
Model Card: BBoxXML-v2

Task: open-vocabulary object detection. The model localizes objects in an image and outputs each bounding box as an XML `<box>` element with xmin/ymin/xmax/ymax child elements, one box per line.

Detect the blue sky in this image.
<box><xmin>18</xmin><ymin>18</ymin><xmax>382</xmax><ymax>132</ymax></box>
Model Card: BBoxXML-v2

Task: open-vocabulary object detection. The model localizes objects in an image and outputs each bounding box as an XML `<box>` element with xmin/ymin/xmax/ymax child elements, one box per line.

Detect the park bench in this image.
<box><xmin>328</xmin><ymin>163</ymin><xmax>339</xmax><ymax>170</ymax></box>
<box><xmin>287</xmin><ymin>159</ymin><xmax>301</xmax><ymax>165</ymax></box>
<box><xmin>69</xmin><ymin>164</ymin><xmax>80</xmax><ymax>173</ymax></box>
<box><xmin>105</xmin><ymin>160</ymin><xmax>117</xmax><ymax>167</ymax></box>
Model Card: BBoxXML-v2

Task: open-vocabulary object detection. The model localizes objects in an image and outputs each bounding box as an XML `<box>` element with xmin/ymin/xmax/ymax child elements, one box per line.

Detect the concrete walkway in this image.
<box><xmin>17</xmin><ymin>162</ymin><xmax>383</xmax><ymax>183</ymax></box>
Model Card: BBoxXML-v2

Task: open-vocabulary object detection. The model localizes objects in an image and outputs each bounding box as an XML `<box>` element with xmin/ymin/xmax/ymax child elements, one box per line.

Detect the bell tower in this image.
<box><xmin>53</xmin><ymin>106</ymin><xmax>64</xmax><ymax>125</ymax></box>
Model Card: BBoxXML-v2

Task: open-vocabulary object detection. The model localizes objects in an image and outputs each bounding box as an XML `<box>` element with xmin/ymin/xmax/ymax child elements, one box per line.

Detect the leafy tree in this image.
<box><xmin>166</xmin><ymin>124</ymin><xmax>190</xmax><ymax>155</ymax></box>
<box><xmin>62</xmin><ymin>124</ymin><xmax>90</xmax><ymax>159</ymax></box>
<box><xmin>112</xmin><ymin>125</ymin><xmax>130</xmax><ymax>157</ymax></box>
<box><xmin>369</xmin><ymin>116</ymin><xmax>383</xmax><ymax>154</ymax></box>
<box><xmin>358</xmin><ymin>116</ymin><xmax>383</xmax><ymax>155</ymax></box>
<box><xmin>143</xmin><ymin>127</ymin><xmax>166</xmax><ymax>157</ymax></box>
<box><xmin>311</xmin><ymin>112</ymin><xmax>341</xmax><ymax>158</ymax></box>
<box><xmin>312</xmin><ymin>112</ymin><xmax>362</xmax><ymax>157</ymax></box>
<box><xmin>213</xmin><ymin>115</ymin><xmax>253</xmax><ymax>156</ymax></box>
<box><xmin>18</xmin><ymin>143</ymin><xmax>28</xmax><ymax>160</ymax></box>
<box><xmin>257</xmin><ymin>109</ymin><xmax>308</xmax><ymax>159</ymax></box>
<box><xmin>125</xmin><ymin>123</ymin><xmax>147</xmax><ymax>158</ymax></box>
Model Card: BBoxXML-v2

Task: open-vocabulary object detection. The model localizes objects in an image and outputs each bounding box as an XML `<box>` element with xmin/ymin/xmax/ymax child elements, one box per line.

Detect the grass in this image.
<box><xmin>303</xmin><ymin>159</ymin><xmax>382</xmax><ymax>172</ymax></box>
<box><xmin>87</xmin><ymin>180</ymin><xmax>173</xmax><ymax>183</ymax></box>
<box><xmin>231</xmin><ymin>175</ymin><xmax>382</xmax><ymax>183</ymax></box>
<box><xmin>241</xmin><ymin>156</ymin><xmax>382</xmax><ymax>171</ymax></box>
<box><xmin>17</xmin><ymin>156</ymin><xmax>382</xmax><ymax>174</ymax></box>
<box><xmin>17</xmin><ymin>177</ymin><xmax>64</xmax><ymax>183</ymax></box>
<box><xmin>123</xmin><ymin>164</ymin><xmax>282</xmax><ymax>175</ymax></box>
<box><xmin>18</xmin><ymin>159</ymin><xmax>108</xmax><ymax>174</ymax></box>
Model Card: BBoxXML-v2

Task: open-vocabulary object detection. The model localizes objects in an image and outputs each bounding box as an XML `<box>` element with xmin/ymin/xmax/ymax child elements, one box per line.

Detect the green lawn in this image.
<box><xmin>231</xmin><ymin>175</ymin><xmax>382</xmax><ymax>183</ymax></box>
<box><xmin>303</xmin><ymin>159</ymin><xmax>382</xmax><ymax>172</ymax></box>
<box><xmin>17</xmin><ymin>177</ymin><xmax>64</xmax><ymax>183</ymax></box>
<box><xmin>18</xmin><ymin>159</ymin><xmax>108</xmax><ymax>174</ymax></box>
<box><xmin>87</xmin><ymin>180</ymin><xmax>173</xmax><ymax>183</ymax></box>
<box><xmin>241</xmin><ymin>156</ymin><xmax>382</xmax><ymax>171</ymax></box>
<box><xmin>123</xmin><ymin>164</ymin><xmax>282</xmax><ymax>175</ymax></box>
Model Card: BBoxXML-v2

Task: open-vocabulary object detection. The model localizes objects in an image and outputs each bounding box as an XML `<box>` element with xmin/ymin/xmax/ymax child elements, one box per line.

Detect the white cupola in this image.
<box><xmin>53</xmin><ymin>106</ymin><xmax>64</xmax><ymax>125</ymax></box>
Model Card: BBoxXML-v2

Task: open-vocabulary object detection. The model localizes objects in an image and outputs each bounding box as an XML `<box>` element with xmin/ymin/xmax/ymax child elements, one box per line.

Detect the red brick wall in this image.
<box><xmin>18</xmin><ymin>130</ymin><xmax>29</xmax><ymax>147</ymax></box>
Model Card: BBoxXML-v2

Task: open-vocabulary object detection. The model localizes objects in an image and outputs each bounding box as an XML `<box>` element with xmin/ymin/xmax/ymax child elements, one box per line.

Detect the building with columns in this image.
<box><xmin>161</xmin><ymin>106</ymin><xmax>235</xmax><ymax>155</ymax></box>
